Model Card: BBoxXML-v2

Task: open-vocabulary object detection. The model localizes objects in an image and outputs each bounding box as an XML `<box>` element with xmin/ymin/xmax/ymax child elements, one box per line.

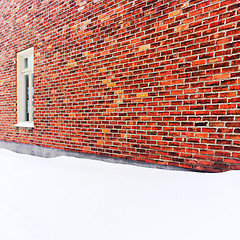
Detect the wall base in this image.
<box><xmin>0</xmin><ymin>140</ymin><xmax>192</xmax><ymax>172</ymax></box>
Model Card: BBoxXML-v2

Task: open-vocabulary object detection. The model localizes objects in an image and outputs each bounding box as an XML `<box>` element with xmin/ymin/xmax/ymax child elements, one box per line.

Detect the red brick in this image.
<box><xmin>0</xmin><ymin>0</ymin><xmax>239</xmax><ymax>173</ymax></box>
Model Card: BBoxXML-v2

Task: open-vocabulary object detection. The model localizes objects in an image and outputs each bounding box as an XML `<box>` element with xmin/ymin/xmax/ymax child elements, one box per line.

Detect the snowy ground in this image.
<box><xmin>0</xmin><ymin>148</ymin><xmax>239</xmax><ymax>240</ymax></box>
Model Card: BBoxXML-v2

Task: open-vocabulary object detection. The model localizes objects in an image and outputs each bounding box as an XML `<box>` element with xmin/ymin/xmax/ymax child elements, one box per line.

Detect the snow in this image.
<box><xmin>0</xmin><ymin>148</ymin><xmax>239</xmax><ymax>240</ymax></box>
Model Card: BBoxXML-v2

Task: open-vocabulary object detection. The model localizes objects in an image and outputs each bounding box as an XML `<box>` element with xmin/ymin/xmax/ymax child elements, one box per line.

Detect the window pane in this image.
<box><xmin>24</xmin><ymin>58</ymin><xmax>28</xmax><ymax>69</ymax></box>
<box><xmin>24</xmin><ymin>74</ymin><xmax>29</xmax><ymax>121</ymax></box>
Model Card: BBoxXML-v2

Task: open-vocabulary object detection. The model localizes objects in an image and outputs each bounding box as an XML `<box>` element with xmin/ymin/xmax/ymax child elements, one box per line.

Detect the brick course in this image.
<box><xmin>0</xmin><ymin>0</ymin><xmax>239</xmax><ymax>172</ymax></box>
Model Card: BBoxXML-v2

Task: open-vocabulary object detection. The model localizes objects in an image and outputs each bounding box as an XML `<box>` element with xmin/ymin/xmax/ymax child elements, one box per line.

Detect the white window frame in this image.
<box><xmin>15</xmin><ymin>47</ymin><xmax>34</xmax><ymax>128</ymax></box>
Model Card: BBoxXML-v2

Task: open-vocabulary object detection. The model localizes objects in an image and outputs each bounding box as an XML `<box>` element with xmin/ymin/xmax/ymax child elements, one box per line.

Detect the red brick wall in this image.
<box><xmin>0</xmin><ymin>0</ymin><xmax>239</xmax><ymax>172</ymax></box>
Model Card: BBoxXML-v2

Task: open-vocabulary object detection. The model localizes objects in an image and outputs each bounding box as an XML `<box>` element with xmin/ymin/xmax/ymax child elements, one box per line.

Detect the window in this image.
<box><xmin>15</xmin><ymin>47</ymin><xmax>34</xmax><ymax>128</ymax></box>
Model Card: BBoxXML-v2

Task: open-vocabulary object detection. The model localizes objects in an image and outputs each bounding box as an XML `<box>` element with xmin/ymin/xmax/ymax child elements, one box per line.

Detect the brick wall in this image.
<box><xmin>0</xmin><ymin>0</ymin><xmax>239</xmax><ymax>172</ymax></box>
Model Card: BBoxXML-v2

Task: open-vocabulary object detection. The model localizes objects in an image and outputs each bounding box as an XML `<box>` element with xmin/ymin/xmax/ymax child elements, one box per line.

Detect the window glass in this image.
<box><xmin>24</xmin><ymin>58</ymin><xmax>28</xmax><ymax>69</ymax></box>
<box><xmin>24</xmin><ymin>74</ymin><xmax>30</xmax><ymax>121</ymax></box>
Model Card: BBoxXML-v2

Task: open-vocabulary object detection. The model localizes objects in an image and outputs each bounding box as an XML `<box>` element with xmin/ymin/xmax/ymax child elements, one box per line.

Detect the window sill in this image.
<box><xmin>14</xmin><ymin>122</ymin><xmax>34</xmax><ymax>129</ymax></box>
